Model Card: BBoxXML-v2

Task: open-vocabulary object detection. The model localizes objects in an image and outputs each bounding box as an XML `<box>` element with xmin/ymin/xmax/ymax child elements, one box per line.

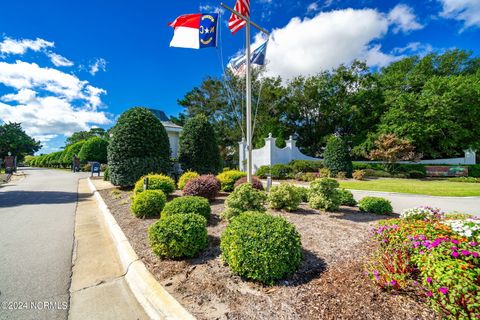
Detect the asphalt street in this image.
<box><xmin>0</xmin><ymin>168</ymin><xmax>88</xmax><ymax>320</ymax></box>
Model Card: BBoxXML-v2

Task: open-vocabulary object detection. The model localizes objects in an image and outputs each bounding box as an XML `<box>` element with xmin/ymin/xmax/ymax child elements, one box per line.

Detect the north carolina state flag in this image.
<box><xmin>168</xmin><ymin>13</ymin><xmax>218</xmax><ymax>49</ymax></box>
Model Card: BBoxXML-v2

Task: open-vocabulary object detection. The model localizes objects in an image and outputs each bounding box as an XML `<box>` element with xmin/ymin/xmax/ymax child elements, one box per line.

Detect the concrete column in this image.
<box><xmin>285</xmin><ymin>135</ymin><xmax>296</xmax><ymax>163</ymax></box>
<box><xmin>464</xmin><ymin>149</ymin><xmax>476</xmax><ymax>165</ymax></box>
<box><xmin>264</xmin><ymin>133</ymin><xmax>276</xmax><ymax>167</ymax></box>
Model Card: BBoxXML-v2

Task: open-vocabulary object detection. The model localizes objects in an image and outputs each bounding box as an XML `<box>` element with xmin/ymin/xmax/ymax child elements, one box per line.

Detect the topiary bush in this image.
<box><xmin>338</xmin><ymin>189</ymin><xmax>357</xmax><ymax>206</ymax></box>
<box><xmin>178</xmin><ymin>114</ymin><xmax>222</xmax><ymax>174</ymax></box>
<box><xmin>289</xmin><ymin>160</ymin><xmax>324</xmax><ymax>174</ymax></box>
<box><xmin>78</xmin><ymin>136</ymin><xmax>108</xmax><ymax>163</ymax></box>
<box><xmin>233</xmin><ymin>176</ymin><xmax>264</xmax><ymax>190</ymax></box>
<box><xmin>308</xmin><ymin>178</ymin><xmax>342</xmax><ymax>212</ymax></box>
<box><xmin>107</xmin><ymin>107</ymin><xmax>171</xmax><ymax>187</ymax></box>
<box><xmin>358</xmin><ymin>196</ymin><xmax>392</xmax><ymax>214</ymax></box>
<box><xmin>216</xmin><ymin>170</ymin><xmax>246</xmax><ymax>192</ymax></box>
<box><xmin>161</xmin><ymin>196</ymin><xmax>211</xmax><ymax>220</ymax></box>
<box><xmin>148</xmin><ymin>214</ymin><xmax>208</xmax><ymax>259</ymax></box>
<box><xmin>267</xmin><ymin>183</ymin><xmax>302</xmax><ymax>211</ymax></box>
<box><xmin>178</xmin><ymin>171</ymin><xmax>199</xmax><ymax>190</ymax></box>
<box><xmin>133</xmin><ymin>174</ymin><xmax>176</xmax><ymax>196</ymax></box>
<box><xmin>221</xmin><ymin>184</ymin><xmax>267</xmax><ymax>221</ymax></box>
<box><xmin>183</xmin><ymin>175</ymin><xmax>220</xmax><ymax>201</ymax></box>
<box><xmin>220</xmin><ymin>212</ymin><xmax>302</xmax><ymax>284</ymax></box>
<box><xmin>323</xmin><ymin>135</ymin><xmax>353</xmax><ymax>177</ymax></box>
<box><xmin>131</xmin><ymin>190</ymin><xmax>167</xmax><ymax>218</ymax></box>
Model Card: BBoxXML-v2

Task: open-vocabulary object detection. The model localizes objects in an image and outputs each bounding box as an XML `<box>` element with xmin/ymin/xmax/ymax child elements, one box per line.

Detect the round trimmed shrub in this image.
<box><xmin>323</xmin><ymin>135</ymin><xmax>352</xmax><ymax>177</ymax></box>
<box><xmin>233</xmin><ymin>176</ymin><xmax>264</xmax><ymax>190</ymax></box>
<box><xmin>107</xmin><ymin>107</ymin><xmax>171</xmax><ymax>187</ymax></box>
<box><xmin>178</xmin><ymin>171</ymin><xmax>199</xmax><ymax>190</ymax></box>
<box><xmin>133</xmin><ymin>174</ymin><xmax>176</xmax><ymax>196</ymax></box>
<box><xmin>358</xmin><ymin>196</ymin><xmax>392</xmax><ymax>214</ymax></box>
<box><xmin>161</xmin><ymin>196</ymin><xmax>211</xmax><ymax>220</ymax></box>
<box><xmin>78</xmin><ymin>136</ymin><xmax>108</xmax><ymax>163</ymax></box>
<box><xmin>221</xmin><ymin>184</ymin><xmax>267</xmax><ymax>221</ymax></box>
<box><xmin>131</xmin><ymin>190</ymin><xmax>167</xmax><ymax>218</ymax></box>
<box><xmin>216</xmin><ymin>170</ymin><xmax>246</xmax><ymax>192</ymax></box>
<box><xmin>148</xmin><ymin>214</ymin><xmax>208</xmax><ymax>259</ymax></box>
<box><xmin>178</xmin><ymin>114</ymin><xmax>222</xmax><ymax>174</ymax></box>
<box><xmin>220</xmin><ymin>212</ymin><xmax>302</xmax><ymax>284</ymax></box>
<box><xmin>338</xmin><ymin>189</ymin><xmax>357</xmax><ymax>207</ymax></box>
<box><xmin>267</xmin><ymin>183</ymin><xmax>302</xmax><ymax>211</ymax></box>
<box><xmin>308</xmin><ymin>178</ymin><xmax>342</xmax><ymax>212</ymax></box>
<box><xmin>295</xmin><ymin>186</ymin><xmax>309</xmax><ymax>202</ymax></box>
<box><xmin>183</xmin><ymin>175</ymin><xmax>221</xmax><ymax>201</ymax></box>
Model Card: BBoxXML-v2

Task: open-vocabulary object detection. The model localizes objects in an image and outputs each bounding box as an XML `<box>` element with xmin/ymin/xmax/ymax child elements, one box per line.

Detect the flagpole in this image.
<box><xmin>220</xmin><ymin>2</ymin><xmax>270</xmax><ymax>184</ymax></box>
<box><xmin>245</xmin><ymin>22</ymin><xmax>253</xmax><ymax>183</ymax></box>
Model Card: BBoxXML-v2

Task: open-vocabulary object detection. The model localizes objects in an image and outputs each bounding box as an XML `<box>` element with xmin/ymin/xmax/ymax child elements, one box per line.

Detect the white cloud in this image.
<box><xmin>387</xmin><ymin>4</ymin><xmax>424</xmax><ymax>34</ymax></box>
<box><xmin>48</xmin><ymin>52</ymin><xmax>74</xmax><ymax>67</ymax></box>
<box><xmin>438</xmin><ymin>0</ymin><xmax>480</xmax><ymax>30</ymax></box>
<box><xmin>307</xmin><ymin>2</ymin><xmax>319</xmax><ymax>13</ymax></box>
<box><xmin>255</xmin><ymin>8</ymin><xmax>397</xmax><ymax>79</ymax></box>
<box><xmin>0</xmin><ymin>37</ymin><xmax>54</xmax><ymax>55</ymax></box>
<box><xmin>199</xmin><ymin>4</ymin><xmax>225</xmax><ymax>14</ymax></box>
<box><xmin>89</xmin><ymin>58</ymin><xmax>107</xmax><ymax>75</ymax></box>
<box><xmin>392</xmin><ymin>42</ymin><xmax>433</xmax><ymax>55</ymax></box>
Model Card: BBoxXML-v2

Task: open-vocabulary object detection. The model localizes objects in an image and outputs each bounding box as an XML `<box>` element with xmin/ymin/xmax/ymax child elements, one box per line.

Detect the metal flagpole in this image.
<box><xmin>220</xmin><ymin>2</ymin><xmax>270</xmax><ymax>183</ymax></box>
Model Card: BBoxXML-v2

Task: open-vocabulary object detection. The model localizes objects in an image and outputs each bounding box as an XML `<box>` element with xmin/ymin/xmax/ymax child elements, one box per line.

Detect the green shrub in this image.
<box><xmin>233</xmin><ymin>176</ymin><xmax>264</xmax><ymax>190</ymax></box>
<box><xmin>323</xmin><ymin>135</ymin><xmax>353</xmax><ymax>177</ymax></box>
<box><xmin>108</xmin><ymin>107</ymin><xmax>171</xmax><ymax>187</ymax></box>
<box><xmin>295</xmin><ymin>172</ymin><xmax>320</xmax><ymax>182</ymax></box>
<box><xmin>61</xmin><ymin>140</ymin><xmax>86</xmax><ymax>166</ymax></box>
<box><xmin>318</xmin><ymin>168</ymin><xmax>331</xmax><ymax>178</ymax></box>
<box><xmin>270</xmin><ymin>164</ymin><xmax>292</xmax><ymax>179</ymax></box>
<box><xmin>104</xmin><ymin>168</ymin><xmax>110</xmax><ymax>181</ymax></box>
<box><xmin>352</xmin><ymin>162</ymin><xmax>383</xmax><ymax>171</ymax></box>
<box><xmin>178</xmin><ymin>114</ymin><xmax>222</xmax><ymax>174</ymax></box>
<box><xmin>267</xmin><ymin>183</ymin><xmax>302</xmax><ymax>211</ymax></box>
<box><xmin>220</xmin><ymin>212</ymin><xmax>302</xmax><ymax>284</ymax></box>
<box><xmin>221</xmin><ymin>184</ymin><xmax>266</xmax><ymax>221</ymax></box>
<box><xmin>148</xmin><ymin>214</ymin><xmax>208</xmax><ymax>258</ymax></box>
<box><xmin>183</xmin><ymin>175</ymin><xmax>220</xmax><ymax>201</ymax></box>
<box><xmin>352</xmin><ymin>170</ymin><xmax>365</xmax><ymax>180</ymax></box>
<box><xmin>408</xmin><ymin>170</ymin><xmax>426</xmax><ymax>179</ymax></box>
<box><xmin>78</xmin><ymin>136</ymin><xmax>108</xmax><ymax>163</ymax></box>
<box><xmin>338</xmin><ymin>189</ymin><xmax>357</xmax><ymax>206</ymax></box>
<box><xmin>289</xmin><ymin>160</ymin><xmax>323</xmax><ymax>174</ymax></box>
<box><xmin>364</xmin><ymin>169</ymin><xmax>391</xmax><ymax>177</ymax></box>
<box><xmin>358</xmin><ymin>196</ymin><xmax>392</xmax><ymax>214</ymax></box>
<box><xmin>295</xmin><ymin>186</ymin><xmax>309</xmax><ymax>202</ymax></box>
<box><xmin>255</xmin><ymin>165</ymin><xmax>270</xmax><ymax>178</ymax></box>
<box><xmin>178</xmin><ymin>171</ymin><xmax>199</xmax><ymax>190</ymax></box>
<box><xmin>467</xmin><ymin>164</ymin><xmax>480</xmax><ymax>177</ymax></box>
<box><xmin>308</xmin><ymin>178</ymin><xmax>341</xmax><ymax>212</ymax></box>
<box><xmin>131</xmin><ymin>190</ymin><xmax>167</xmax><ymax>218</ymax></box>
<box><xmin>216</xmin><ymin>170</ymin><xmax>246</xmax><ymax>192</ymax></box>
<box><xmin>448</xmin><ymin>176</ymin><xmax>479</xmax><ymax>183</ymax></box>
<box><xmin>336</xmin><ymin>171</ymin><xmax>347</xmax><ymax>179</ymax></box>
<box><xmin>133</xmin><ymin>174</ymin><xmax>176</xmax><ymax>196</ymax></box>
<box><xmin>161</xmin><ymin>196</ymin><xmax>211</xmax><ymax>220</ymax></box>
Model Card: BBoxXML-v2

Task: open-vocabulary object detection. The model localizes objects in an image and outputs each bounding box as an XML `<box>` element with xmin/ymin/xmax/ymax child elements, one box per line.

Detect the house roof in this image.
<box><xmin>147</xmin><ymin>108</ymin><xmax>183</xmax><ymax>130</ymax></box>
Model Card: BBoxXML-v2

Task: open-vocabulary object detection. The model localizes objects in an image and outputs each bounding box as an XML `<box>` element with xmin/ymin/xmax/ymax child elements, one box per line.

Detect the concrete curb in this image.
<box><xmin>87</xmin><ymin>178</ymin><xmax>196</xmax><ymax>320</ymax></box>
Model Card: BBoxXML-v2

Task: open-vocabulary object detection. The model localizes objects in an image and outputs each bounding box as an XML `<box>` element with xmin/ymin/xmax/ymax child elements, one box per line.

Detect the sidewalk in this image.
<box><xmin>267</xmin><ymin>180</ymin><xmax>480</xmax><ymax>216</ymax></box>
<box><xmin>68</xmin><ymin>178</ymin><xmax>148</xmax><ymax>320</ymax></box>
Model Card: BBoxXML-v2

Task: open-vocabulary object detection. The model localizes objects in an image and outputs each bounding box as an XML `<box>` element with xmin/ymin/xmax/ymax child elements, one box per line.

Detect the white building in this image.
<box><xmin>148</xmin><ymin>109</ymin><xmax>183</xmax><ymax>158</ymax></box>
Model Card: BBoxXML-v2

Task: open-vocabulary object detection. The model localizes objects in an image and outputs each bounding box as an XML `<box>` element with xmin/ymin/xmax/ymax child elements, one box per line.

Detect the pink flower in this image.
<box><xmin>390</xmin><ymin>280</ymin><xmax>397</xmax><ymax>286</ymax></box>
<box><xmin>461</xmin><ymin>250</ymin><xmax>471</xmax><ymax>256</ymax></box>
<box><xmin>452</xmin><ymin>251</ymin><xmax>459</xmax><ymax>258</ymax></box>
<box><xmin>439</xmin><ymin>287</ymin><xmax>448</xmax><ymax>295</ymax></box>
<box><xmin>426</xmin><ymin>277</ymin><xmax>432</xmax><ymax>283</ymax></box>
<box><xmin>469</xmin><ymin>241</ymin><xmax>478</xmax><ymax>247</ymax></box>
<box><xmin>451</xmin><ymin>239</ymin><xmax>459</xmax><ymax>245</ymax></box>
<box><xmin>472</xmin><ymin>252</ymin><xmax>479</xmax><ymax>258</ymax></box>
<box><xmin>426</xmin><ymin>291</ymin><xmax>433</xmax><ymax>297</ymax></box>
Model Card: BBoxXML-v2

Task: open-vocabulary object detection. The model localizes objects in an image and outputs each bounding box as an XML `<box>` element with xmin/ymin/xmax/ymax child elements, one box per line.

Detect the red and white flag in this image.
<box><xmin>169</xmin><ymin>13</ymin><xmax>219</xmax><ymax>49</ymax></box>
<box><xmin>228</xmin><ymin>0</ymin><xmax>250</xmax><ymax>34</ymax></box>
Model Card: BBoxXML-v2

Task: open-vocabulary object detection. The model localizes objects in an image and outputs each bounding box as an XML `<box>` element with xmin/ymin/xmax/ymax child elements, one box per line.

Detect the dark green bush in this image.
<box><xmin>338</xmin><ymin>189</ymin><xmax>357</xmax><ymax>206</ymax></box>
<box><xmin>221</xmin><ymin>184</ymin><xmax>266</xmax><ymax>221</ymax></box>
<box><xmin>131</xmin><ymin>190</ymin><xmax>167</xmax><ymax>218</ymax></box>
<box><xmin>323</xmin><ymin>136</ymin><xmax>352</xmax><ymax>177</ymax></box>
<box><xmin>161</xmin><ymin>196</ymin><xmax>211</xmax><ymax>220</ymax></box>
<box><xmin>358</xmin><ymin>196</ymin><xmax>392</xmax><ymax>214</ymax></box>
<box><xmin>255</xmin><ymin>165</ymin><xmax>270</xmax><ymax>178</ymax></box>
<box><xmin>308</xmin><ymin>178</ymin><xmax>342</xmax><ymax>211</ymax></box>
<box><xmin>467</xmin><ymin>164</ymin><xmax>480</xmax><ymax>177</ymax></box>
<box><xmin>148</xmin><ymin>214</ymin><xmax>208</xmax><ymax>258</ymax></box>
<box><xmin>107</xmin><ymin>107</ymin><xmax>171</xmax><ymax>187</ymax></box>
<box><xmin>78</xmin><ymin>136</ymin><xmax>108</xmax><ymax>163</ymax></box>
<box><xmin>220</xmin><ymin>212</ymin><xmax>302</xmax><ymax>284</ymax></box>
<box><xmin>408</xmin><ymin>170</ymin><xmax>426</xmax><ymax>179</ymax></box>
<box><xmin>216</xmin><ymin>170</ymin><xmax>246</xmax><ymax>191</ymax></box>
<box><xmin>178</xmin><ymin>114</ymin><xmax>222</xmax><ymax>174</ymax></box>
<box><xmin>267</xmin><ymin>183</ymin><xmax>302</xmax><ymax>211</ymax></box>
<box><xmin>133</xmin><ymin>174</ymin><xmax>176</xmax><ymax>196</ymax></box>
<box><xmin>270</xmin><ymin>164</ymin><xmax>292</xmax><ymax>179</ymax></box>
<box><xmin>61</xmin><ymin>140</ymin><xmax>85</xmax><ymax>165</ymax></box>
<box><xmin>289</xmin><ymin>160</ymin><xmax>323</xmax><ymax>174</ymax></box>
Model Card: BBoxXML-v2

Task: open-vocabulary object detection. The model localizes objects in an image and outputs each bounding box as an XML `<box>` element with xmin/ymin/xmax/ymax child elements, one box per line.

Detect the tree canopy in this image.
<box><xmin>0</xmin><ymin>122</ymin><xmax>41</xmax><ymax>160</ymax></box>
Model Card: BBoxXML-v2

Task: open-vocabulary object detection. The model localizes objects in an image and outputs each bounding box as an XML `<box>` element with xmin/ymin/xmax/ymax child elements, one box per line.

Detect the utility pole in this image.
<box><xmin>220</xmin><ymin>2</ymin><xmax>270</xmax><ymax>183</ymax></box>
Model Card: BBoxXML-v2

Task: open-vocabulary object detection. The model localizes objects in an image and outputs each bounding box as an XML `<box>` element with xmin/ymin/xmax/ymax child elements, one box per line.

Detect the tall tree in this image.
<box><xmin>0</xmin><ymin>122</ymin><xmax>41</xmax><ymax>160</ymax></box>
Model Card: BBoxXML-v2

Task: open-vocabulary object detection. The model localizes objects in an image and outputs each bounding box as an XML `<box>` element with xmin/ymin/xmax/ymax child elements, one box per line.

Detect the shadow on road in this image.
<box><xmin>0</xmin><ymin>191</ymin><xmax>90</xmax><ymax>207</ymax></box>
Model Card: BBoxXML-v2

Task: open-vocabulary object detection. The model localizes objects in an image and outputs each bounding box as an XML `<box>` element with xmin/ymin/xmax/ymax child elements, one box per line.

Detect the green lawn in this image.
<box><xmin>338</xmin><ymin>178</ymin><xmax>480</xmax><ymax>197</ymax></box>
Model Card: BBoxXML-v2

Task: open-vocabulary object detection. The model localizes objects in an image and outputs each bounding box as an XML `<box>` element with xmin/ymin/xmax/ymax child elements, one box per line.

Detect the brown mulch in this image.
<box><xmin>98</xmin><ymin>187</ymin><xmax>438</xmax><ymax>320</ymax></box>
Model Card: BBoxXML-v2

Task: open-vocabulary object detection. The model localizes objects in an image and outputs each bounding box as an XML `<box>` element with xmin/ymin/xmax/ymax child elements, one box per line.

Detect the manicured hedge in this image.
<box><xmin>216</xmin><ymin>170</ymin><xmax>246</xmax><ymax>192</ymax></box>
<box><xmin>131</xmin><ymin>190</ymin><xmax>167</xmax><ymax>218</ymax></box>
<box><xmin>358</xmin><ymin>196</ymin><xmax>392</xmax><ymax>215</ymax></box>
<box><xmin>133</xmin><ymin>174</ymin><xmax>176</xmax><ymax>196</ymax></box>
<box><xmin>161</xmin><ymin>196</ymin><xmax>211</xmax><ymax>220</ymax></box>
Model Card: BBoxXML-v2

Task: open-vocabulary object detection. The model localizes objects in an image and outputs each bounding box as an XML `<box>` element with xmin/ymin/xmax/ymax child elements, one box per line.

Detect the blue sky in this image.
<box><xmin>0</xmin><ymin>0</ymin><xmax>478</xmax><ymax>153</ymax></box>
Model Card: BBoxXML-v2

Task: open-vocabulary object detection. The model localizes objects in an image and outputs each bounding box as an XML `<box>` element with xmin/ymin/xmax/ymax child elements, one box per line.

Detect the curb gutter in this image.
<box><xmin>87</xmin><ymin>178</ymin><xmax>196</xmax><ymax>320</ymax></box>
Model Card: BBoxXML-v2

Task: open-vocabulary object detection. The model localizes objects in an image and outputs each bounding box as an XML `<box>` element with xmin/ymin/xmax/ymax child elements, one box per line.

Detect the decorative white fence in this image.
<box><xmin>239</xmin><ymin>134</ymin><xmax>476</xmax><ymax>173</ymax></box>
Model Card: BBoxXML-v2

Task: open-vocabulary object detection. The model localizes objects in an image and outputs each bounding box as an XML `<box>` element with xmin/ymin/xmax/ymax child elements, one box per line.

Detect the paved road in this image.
<box><xmin>0</xmin><ymin>168</ymin><xmax>88</xmax><ymax>320</ymax></box>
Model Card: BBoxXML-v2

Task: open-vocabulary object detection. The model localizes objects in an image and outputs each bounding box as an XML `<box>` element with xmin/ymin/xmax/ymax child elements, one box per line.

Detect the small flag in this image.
<box><xmin>228</xmin><ymin>0</ymin><xmax>250</xmax><ymax>34</ymax></box>
<box><xmin>228</xmin><ymin>40</ymin><xmax>268</xmax><ymax>76</ymax></box>
<box><xmin>169</xmin><ymin>13</ymin><xmax>218</xmax><ymax>49</ymax></box>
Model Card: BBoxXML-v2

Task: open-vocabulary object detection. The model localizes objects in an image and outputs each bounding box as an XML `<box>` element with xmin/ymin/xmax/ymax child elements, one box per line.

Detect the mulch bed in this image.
<box><xmin>98</xmin><ymin>187</ymin><xmax>438</xmax><ymax>320</ymax></box>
